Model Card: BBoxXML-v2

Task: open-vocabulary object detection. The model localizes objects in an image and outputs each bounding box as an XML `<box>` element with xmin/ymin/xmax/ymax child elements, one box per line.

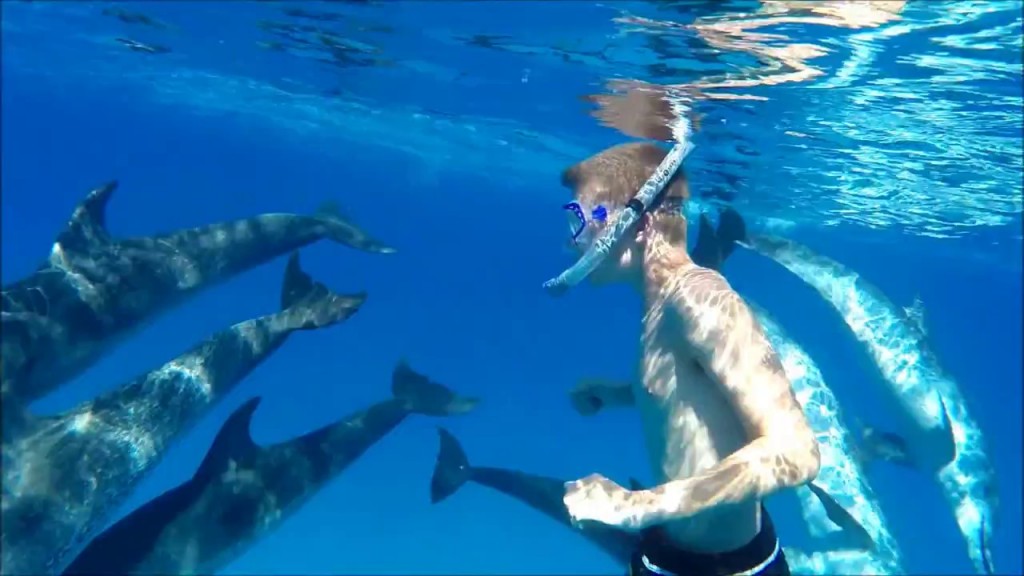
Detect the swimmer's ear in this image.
<box><xmin>635</xmin><ymin>227</ymin><xmax>647</xmax><ymax>246</ymax></box>
<box><xmin>634</xmin><ymin>213</ymin><xmax>652</xmax><ymax>245</ymax></box>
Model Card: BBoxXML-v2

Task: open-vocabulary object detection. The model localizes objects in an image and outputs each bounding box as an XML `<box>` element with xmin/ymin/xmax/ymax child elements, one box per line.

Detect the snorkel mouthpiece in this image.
<box><xmin>543</xmin><ymin>111</ymin><xmax>695</xmax><ymax>296</ymax></box>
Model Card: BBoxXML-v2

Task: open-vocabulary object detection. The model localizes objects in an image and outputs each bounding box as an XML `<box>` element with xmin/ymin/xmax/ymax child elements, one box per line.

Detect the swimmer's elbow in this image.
<box><xmin>797</xmin><ymin>439</ymin><xmax>822</xmax><ymax>486</ymax></box>
<box><xmin>778</xmin><ymin>427</ymin><xmax>821</xmax><ymax>487</ymax></box>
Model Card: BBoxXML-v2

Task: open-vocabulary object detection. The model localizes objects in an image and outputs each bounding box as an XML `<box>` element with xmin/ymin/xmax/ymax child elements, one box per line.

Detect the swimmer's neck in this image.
<box><xmin>640</xmin><ymin>230</ymin><xmax>696</xmax><ymax>299</ymax></box>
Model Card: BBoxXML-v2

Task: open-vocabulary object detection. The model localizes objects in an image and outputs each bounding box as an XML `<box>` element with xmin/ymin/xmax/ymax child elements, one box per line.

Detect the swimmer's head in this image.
<box><xmin>561</xmin><ymin>141</ymin><xmax>690</xmax><ymax>284</ymax></box>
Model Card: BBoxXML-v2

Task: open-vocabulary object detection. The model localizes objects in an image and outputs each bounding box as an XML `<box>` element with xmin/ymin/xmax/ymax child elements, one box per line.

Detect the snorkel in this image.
<box><xmin>543</xmin><ymin>102</ymin><xmax>696</xmax><ymax>296</ymax></box>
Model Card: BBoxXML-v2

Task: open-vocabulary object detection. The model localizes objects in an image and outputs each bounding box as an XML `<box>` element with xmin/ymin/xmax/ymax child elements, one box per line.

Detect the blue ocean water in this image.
<box><xmin>1</xmin><ymin>1</ymin><xmax>1021</xmax><ymax>575</ymax></box>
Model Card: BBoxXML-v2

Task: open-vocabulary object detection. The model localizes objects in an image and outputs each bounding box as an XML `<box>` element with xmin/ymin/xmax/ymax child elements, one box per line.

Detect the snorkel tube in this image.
<box><xmin>543</xmin><ymin>102</ymin><xmax>696</xmax><ymax>296</ymax></box>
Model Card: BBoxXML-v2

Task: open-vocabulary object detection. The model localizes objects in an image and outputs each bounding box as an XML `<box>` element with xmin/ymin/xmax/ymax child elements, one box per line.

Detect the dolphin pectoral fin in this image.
<box><xmin>859</xmin><ymin>425</ymin><xmax>915</xmax><ymax>469</ymax></box>
<box><xmin>691</xmin><ymin>213</ymin><xmax>722</xmax><ymax>270</ymax></box>
<box><xmin>277</xmin><ymin>251</ymin><xmax>367</xmax><ymax>330</ymax></box>
<box><xmin>903</xmin><ymin>295</ymin><xmax>927</xmax><ymax>336</ymax></box>
<box><xmin>58</xmin><ymin>180</ymin><xmax>118</xmax><ymax>249</ymax></box>
<box><xmin>195</xmin><ymin>397</ymin><xmax>262</xmax><ymax>481</ymax></box>
<box><xmin>314</xmin><ymin>201</ymin><xmax>396</xmax><ymax>254</ymax></box>
<box><xmin>937</xmin><ymin>395</ymin><xmax>958</xmax><ymax>466</ymax></box>
<box><xmin>430</xmin><ymin>427</ymin><xmax>473</xmax><ymax>504</ymax></box>
<box><xmin>806</xmin><ymin>482</ymin><xmax>875</xmax><ymax>551</ymax></box>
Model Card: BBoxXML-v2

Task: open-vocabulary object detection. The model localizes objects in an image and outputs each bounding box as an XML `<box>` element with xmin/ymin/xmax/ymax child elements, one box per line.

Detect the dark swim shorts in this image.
<box><xmin>628</xmin><ymin>508</ymin><xmax>790</xmax><ymax>576</ymax></box>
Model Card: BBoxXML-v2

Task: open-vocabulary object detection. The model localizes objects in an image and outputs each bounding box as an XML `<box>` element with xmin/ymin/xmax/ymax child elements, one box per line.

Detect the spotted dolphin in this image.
<box><xmin>744</xmin><ymin>233</ymin><xmax>996</xmax><ymax>574</ymax></box>
<box><xmin>429</xmin><ymin>427</ymin><xmax>870</xmax><ymax>576</ymax></box>
<box><xmin>2</xmin><ymin>252</ymin><xmax>366</xmax><ymax>575</ymax></box>
<box><xmin>61</xmin><ymin>363</ymin><xmax>479</xmax><ymax>576</ymax></box>
<box><xmin>690</xmin><ymin>209</ymin><xmax>904</xmax><ymax>574</ymax></box>
<box><xmin>1</xmin><ymin>180</ymin><xmax>393</xmax><ymax>410</ymax></box>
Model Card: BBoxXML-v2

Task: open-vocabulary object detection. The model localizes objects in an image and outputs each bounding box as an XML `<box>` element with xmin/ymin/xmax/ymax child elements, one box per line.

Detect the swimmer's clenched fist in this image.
<box><xmin>556</xmin><ymin>131</ymin><xmax>818</xmax><ymax>572</ymax></box>
<box><xmin>564</xmin><ymin>473</ymin><xmax>648</xmax><ymax>531</ymax></box>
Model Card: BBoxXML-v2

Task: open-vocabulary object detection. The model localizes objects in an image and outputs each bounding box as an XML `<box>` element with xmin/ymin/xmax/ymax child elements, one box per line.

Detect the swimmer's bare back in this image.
<box><xmin>563</xmin><ymin>213</ymin><xmax>821</xmax><ymax>553</ymax></box>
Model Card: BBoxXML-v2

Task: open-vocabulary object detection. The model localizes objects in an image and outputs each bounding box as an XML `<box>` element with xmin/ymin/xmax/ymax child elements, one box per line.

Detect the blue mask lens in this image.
<box><xmin>563</xmin><ymin>202</ymin><xmax>586</xmax><ymax>243</ymax></box>
<box><xmin>563</xmin><ymin>202</ymin><xmax>608</xmax><ymax>245</ymax></box>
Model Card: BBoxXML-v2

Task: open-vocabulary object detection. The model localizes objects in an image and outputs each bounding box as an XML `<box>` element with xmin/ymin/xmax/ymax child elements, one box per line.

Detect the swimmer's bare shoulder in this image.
<box><xmin>638</xmin><ymin>262</ymin><xmax>820</xmax><ymax>521</ymax></box>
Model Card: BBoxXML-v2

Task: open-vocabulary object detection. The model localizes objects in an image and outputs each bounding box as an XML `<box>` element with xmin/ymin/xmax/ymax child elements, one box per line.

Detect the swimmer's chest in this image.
<box><xmin>635</xmin><ymin>311</ymin><xmax>748</xmax><ymax>477</ymax></box>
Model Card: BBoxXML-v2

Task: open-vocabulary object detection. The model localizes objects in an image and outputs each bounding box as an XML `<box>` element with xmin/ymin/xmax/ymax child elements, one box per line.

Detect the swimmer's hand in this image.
<box><xmin>563</xmin><ymin>473</ymin><xmax>650</xmax><ymax>532</ymax></box>
<box><xmin>569</xmin><ymin>379</ymin><xmax>636</xmax><ymax>416</ymax></box>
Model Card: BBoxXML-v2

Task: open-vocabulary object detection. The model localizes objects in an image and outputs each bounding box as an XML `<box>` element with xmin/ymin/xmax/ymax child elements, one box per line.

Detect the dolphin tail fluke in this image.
<box><xmin>278</xmin><ymin>251</ymin><xmax>367</xmax><ymax>330</ymax></box>
<box><xmin>806</xmin><ymin>482</ymin><xmax>875</xmax><ymax>551</ymax></box>
<box><xmin>690</xmin><ymin>207</ymin><xmax>749</xmax><ymax>272</ymax></box>
<box><xmin>195</xmin><ymin>397</ymin><xmax>262</xmax><ymax>480</ymax></box>
<box><xmin>314</xmin><ymin>202</ymin><xmax>396</xmax><ymax>254</ymax></box>
<box><xmin>715</xmin><ymin>206</ymin><xmax>748</xmax><ymax>263</ymax></box>
<box><xmin>391</xmin><ymin>361</ymin><xmax>480</xmax><ymax>417</ymax></box>
<box><xmin>430</xmin><ymin>427</ymin><xmax>472</xmax><ymax>504</ymax></box>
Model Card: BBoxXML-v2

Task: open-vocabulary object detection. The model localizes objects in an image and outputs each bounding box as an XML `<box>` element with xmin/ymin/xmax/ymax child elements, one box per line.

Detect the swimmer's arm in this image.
<box><xmin>633</xmin><ymin>269</ymin><xmax>820</xmax><ymax>523</ymax></box>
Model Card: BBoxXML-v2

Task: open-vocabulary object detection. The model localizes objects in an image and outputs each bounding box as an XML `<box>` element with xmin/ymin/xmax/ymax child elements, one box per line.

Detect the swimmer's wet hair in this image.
<box><xmin>562</xmin><ymin>142</ymin><xmax>690</xmax><ymax>210</ymax></box>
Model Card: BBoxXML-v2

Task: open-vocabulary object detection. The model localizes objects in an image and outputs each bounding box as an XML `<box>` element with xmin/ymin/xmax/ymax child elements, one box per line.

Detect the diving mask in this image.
<box><xmin>563</xmin><ymin>201</ymin><xmax>608</xmax><ymax>247</ymax></box>
<box><xmin>543</xmin><ymin>115</ymin><xmax>696</xmax><ymax>296</ymax></box>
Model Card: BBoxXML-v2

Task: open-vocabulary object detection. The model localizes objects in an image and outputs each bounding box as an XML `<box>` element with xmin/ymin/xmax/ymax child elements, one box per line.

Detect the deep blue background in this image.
<box><xmin>2</xmin><ymin>2</ymin><xmax>1021</xmax><ymax>574</ymax></box>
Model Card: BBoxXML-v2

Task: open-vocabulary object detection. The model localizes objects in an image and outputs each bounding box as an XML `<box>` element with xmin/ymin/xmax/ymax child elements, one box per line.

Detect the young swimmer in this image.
<box><xmin>555</xmin><ymin>89</ymin><xmax>821</xmax><ymax>576</ymax></box>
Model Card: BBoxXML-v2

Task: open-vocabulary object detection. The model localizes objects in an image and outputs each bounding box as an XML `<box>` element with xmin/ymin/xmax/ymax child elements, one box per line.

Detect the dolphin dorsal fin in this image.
<box><xmin>195</xmin><ymin>397</ymin><xmax>261</xmax><ymax>481</ymax></box>
<box><xmin>58</xmin><ymin>181</ymin><xmax>118</xmax><ymax>250</ymax></box>
<box><xmin>806</xmin><ymin>482</ymin><xmax>875</xmax><ymax>551</ymax></box>
<box><xmin>627</xmin><ymin>477</ymin><xmax>646</xmax><ymax>491</ymax></box>
<box><xmin>904</xmin><ymin>295</ymin><xmax>927</xmax><ymax>335</ymax></box>
<box><xmin>280</xmin><ymin>251</ymin><xmax>325</xmax><ymax>310</ymax></box>
<box><xmin>691</xmin><ymin>213</ymin><xmax>722</xmax><ymax>271</ymax></box>
<box><xmin>314</xmin><ymin>200</ymin><xmax>351</xmax><ymax>221</ymax></box>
